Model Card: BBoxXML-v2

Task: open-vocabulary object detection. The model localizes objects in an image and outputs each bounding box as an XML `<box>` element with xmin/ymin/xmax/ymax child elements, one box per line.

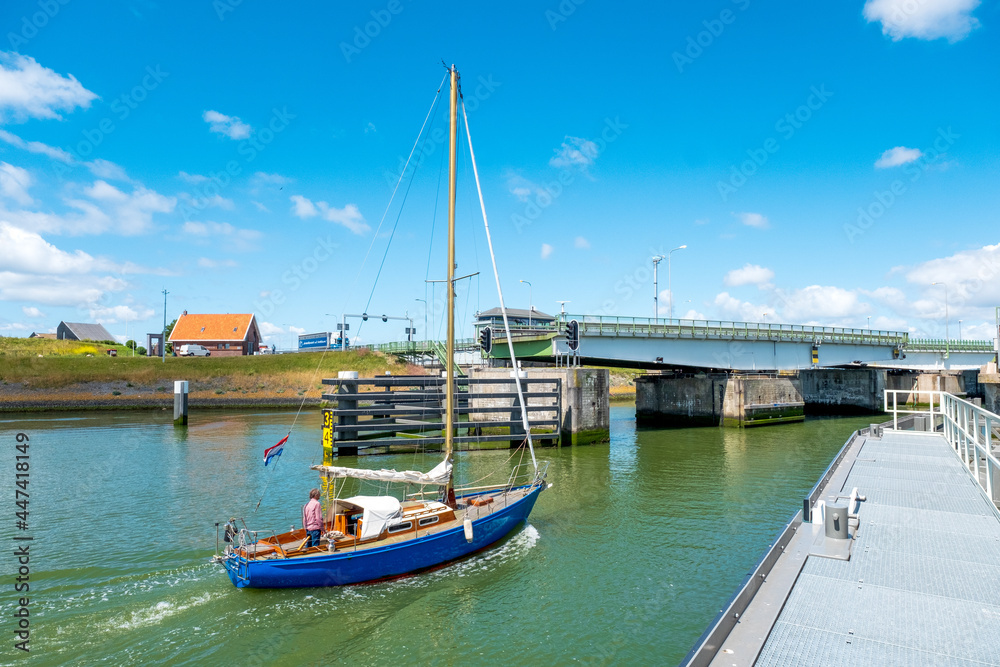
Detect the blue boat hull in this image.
<box><xmin>223</xmin><ymin>485</ymin><xmax>543</xmax><ymax>588</ymax></box>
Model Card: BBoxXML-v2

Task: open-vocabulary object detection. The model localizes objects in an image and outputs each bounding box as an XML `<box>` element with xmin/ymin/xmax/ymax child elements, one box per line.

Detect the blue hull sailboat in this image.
<box><xmin>214</xmin><ymin>65</ymin><xmax>549</xmax><ymax>589</ymax></box>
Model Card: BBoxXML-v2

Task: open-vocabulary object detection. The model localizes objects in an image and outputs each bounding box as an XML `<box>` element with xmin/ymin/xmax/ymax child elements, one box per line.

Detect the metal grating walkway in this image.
<box><xmin>756</xmin><ymin>430</ymin><xmax>1000</xmax><ymax>666</ymax></box>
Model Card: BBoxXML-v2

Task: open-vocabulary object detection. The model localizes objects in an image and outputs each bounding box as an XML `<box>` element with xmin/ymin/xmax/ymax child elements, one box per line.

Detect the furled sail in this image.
<box><xmin>310</xmin><ymin>459</ymin><xmax>451</xmax><ymax>486</ymax></box>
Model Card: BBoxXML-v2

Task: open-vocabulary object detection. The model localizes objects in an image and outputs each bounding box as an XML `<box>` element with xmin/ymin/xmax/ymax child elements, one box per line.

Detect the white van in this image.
<box><xmin>178</xmin><ymin>344</ymin><xmax>211</xmax><ymax>357</ymax></box>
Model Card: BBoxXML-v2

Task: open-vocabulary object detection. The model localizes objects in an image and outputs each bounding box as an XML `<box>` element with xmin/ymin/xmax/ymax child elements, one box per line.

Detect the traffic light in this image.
<box><xmin>479</xmin><ymin>326</ymin><xmax>492</xmax><ymax>354</ymax></box>
<box><xmin>566</xmin><ymin>319</ymin><xmax>580</xmax><ymax>351</ymax></box>
<box><xmin>362</xmin><ymin>313</ymin><xmax>369</xmax><ymax>321</ymax></box>
<box><xmin>381</xmin><ymin>315</ymin><xmax>388</xmax><ymax>322</ymax></box>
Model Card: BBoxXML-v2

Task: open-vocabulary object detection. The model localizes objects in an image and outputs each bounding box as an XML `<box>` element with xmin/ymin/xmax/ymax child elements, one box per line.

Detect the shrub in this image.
<box><xmin>111</xmin><ymin>390</ymin><xmax>121</xmax><ymax>396</ymax></box>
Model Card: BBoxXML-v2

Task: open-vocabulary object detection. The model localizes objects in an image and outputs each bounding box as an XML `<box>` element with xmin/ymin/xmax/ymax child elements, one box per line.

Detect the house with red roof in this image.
<box><xmin>168</xmin><ymin>311</ymin><xmax>261</xmax><ymax>357</ymax></box>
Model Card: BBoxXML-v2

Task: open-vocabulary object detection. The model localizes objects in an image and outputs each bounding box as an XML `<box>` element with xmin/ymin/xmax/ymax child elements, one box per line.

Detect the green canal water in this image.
<box><xmin>0</xmin><ymin>406</ymin><xmax>875</xmax><ymax>666</ymax></box>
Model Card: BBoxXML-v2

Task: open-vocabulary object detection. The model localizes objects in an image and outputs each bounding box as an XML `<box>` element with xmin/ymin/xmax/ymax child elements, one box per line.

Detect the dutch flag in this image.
<box><xmin>263</xmin><ymin>435</ymin><xmax>289</xmax><ymax>466</ymax></box>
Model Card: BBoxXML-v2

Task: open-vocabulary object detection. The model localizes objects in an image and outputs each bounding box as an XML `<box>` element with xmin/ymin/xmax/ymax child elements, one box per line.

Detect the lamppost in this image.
<box><xmin>933</xmin><ymin>281</ymin><xmax>949</xmax><ymax>359</ymax></box>
<box><xmin>520</xmin><ymin>280</ymin><xmax>532</xmax><ymax>327</ymax></box>
<box><xmin>958</xmin><ymin>319</ymin><xmax>962</xmax><ymax>340</ymax></box>
<box><xmin>668</xmin><ymin>245</ymin><xmax>687</xmax><ymax>322</ymax></box>
<box><xmin>867</xmin><ymin>315</ymin><xmax>871</xmax><ymax>329</ymax></box>
<box><xmin>415</xmin><ymin>299</ymin><xmax>427</xmax><ymax>340</ymax></box>
<box><xmin>652</xmin><ymin>255</ymin><xmax>664</xmax><ymax>321</ymax></box>
<box><xmin>161</xmin><ymin>288</ymin><xmax>168</xmax><ymax>363</ymax></box>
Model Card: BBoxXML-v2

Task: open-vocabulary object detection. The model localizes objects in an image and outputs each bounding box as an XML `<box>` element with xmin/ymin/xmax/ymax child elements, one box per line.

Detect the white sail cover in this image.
<box><xmin>342</xmin><ymin>496</ymin><xmax>403</xmax><ymax>540</ymax></box>
<box><xmin>310</xmin><ymin>459</ymin><xmax>452</xmax><ymax>486</ymax></box>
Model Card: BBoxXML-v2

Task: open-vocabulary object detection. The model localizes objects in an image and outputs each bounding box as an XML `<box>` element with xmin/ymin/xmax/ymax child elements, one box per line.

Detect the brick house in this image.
<box><xmin>168</xmin><ymin>312</ymin><xmax>261</xmax><ymax>357</ymax></box>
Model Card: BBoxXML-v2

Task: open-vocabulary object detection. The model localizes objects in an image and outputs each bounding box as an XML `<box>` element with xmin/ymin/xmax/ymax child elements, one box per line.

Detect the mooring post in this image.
<box><xmin>173</xmin><ymin>380</ymin><xmax>188</xmax><ymax>426</ymax></box>
<box><xmin>337</xmin><ymin>371</ymin><xmax>359</xmax><ymax>456</ymax></box>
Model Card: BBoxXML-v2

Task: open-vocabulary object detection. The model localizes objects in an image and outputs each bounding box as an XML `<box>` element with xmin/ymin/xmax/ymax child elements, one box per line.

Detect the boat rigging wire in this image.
<box><xmin>459</xmin><ymin>94</ymin><xmax>538</xmax><ymax>473</ymax></box>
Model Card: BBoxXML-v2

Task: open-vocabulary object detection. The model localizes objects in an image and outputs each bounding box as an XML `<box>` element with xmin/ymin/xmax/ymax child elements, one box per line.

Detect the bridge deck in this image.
<box><xmin>709</xmin><ymin>429</ymin><xmax>1000</xmax><ymax>666</ymax></box>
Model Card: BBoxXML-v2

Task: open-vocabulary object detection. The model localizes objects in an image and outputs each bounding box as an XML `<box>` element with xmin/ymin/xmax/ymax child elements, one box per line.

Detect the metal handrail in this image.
<box><xmin>554</xmin><ymin>314</ymin><xmax>912</xmax><ymax>346</ymax></box>
<box><xmin>884</xmin><ymin>389</ymin><xmax>999</xmax><ymax>503</ymax></box>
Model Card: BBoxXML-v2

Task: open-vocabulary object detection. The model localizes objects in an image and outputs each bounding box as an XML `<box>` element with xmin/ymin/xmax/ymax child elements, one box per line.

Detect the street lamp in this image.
<box><xmin>867</xmin><ymin>315</ymin><xmax>871</xmax><ymax>329</ymax></box>
<box><xmin>652</xmin><ymin>255</ymin><xmax>664</xmax><ymax>321</ymax></box>
<box><xmin>958</xmin><ymin>319</ymin><xmax>962</xmax><ymax>340</ymax></box>
<box><xmin>932</xmin><ymin>281</ymin><xmax>949</xmax><ymax>359</ymax></box>
<box><xmin>668</xmin><ymin>245</ymin><xmax>687</xmax><ymax>322</ymax></box>
<box><xmin>415</xmin><ymin>299</ymin><xmax>427</xmax><ymax>340</ymax></box>
<box><xmin>520</xmin><ymin>280</ymin><xmax>532</xmax><ymax>327</ymax></box>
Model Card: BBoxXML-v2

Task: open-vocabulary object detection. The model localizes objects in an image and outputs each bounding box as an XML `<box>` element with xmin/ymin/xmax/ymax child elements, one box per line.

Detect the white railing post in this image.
<box><xmin>893</xmin><ymin>391</ymin><xmax>898</xmax><ymax>431</ymax></box>
<box><xmin>972</xmin><ymin>409</ymin><xmax>981</xmax><ymax>482</ymax></box>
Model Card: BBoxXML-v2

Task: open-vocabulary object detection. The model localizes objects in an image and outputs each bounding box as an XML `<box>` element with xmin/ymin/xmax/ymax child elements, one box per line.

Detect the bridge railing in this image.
<box><xmin>558</xmin><ymin>314</ymin><xmax>909</xmax><ymax>346</ymax></box>
<box><xmin>884</xmin><ymin>389</ymin><xmax>1000</xmax><ymax>503</ymax></box>
<box><xmin>366</xmin><ymin>339</ymin><xmax>478</xmax><ymax>354</ymax></box>
<box><xmin>903</xmin><ymin>339</ymin><xmax>997</xmax><ymax>353</ymax></box>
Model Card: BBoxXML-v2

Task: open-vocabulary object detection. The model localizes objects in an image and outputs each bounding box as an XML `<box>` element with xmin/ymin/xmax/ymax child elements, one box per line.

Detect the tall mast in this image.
<box><xmin>444</xmin><ymin>65</ymin><xmax>459</xmax><ymax>502</ymax></box>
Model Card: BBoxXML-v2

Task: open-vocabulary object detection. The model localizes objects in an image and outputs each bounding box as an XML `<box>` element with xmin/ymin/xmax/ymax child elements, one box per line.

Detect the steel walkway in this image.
<box><xmin>686</xmin><ymin>392</ymin><xmax>1000</xmax><ymax>667</ymax></box>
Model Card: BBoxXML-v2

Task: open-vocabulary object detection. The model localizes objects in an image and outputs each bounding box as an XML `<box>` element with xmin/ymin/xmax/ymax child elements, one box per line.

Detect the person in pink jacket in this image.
<box><xmin>302</xmin><ymin>488</ymin><xmax>323</xmax><ymax>548</ymax></box>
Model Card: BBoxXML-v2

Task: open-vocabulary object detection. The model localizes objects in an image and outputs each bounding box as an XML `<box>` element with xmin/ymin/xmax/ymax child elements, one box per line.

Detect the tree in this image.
<box><xmin>126</xmin><ymin>339</ymin><xmax>137</xmax><ymax>350</ymax></box>
<box><xmin>136</xmin><ymin>346</ymin><xmax>147</xmax><ymax>356</ymax></box>
<box><xmin>163</xmin><ymin>318</ymin><xmax>178</xmax><ymax>355</ymax></box>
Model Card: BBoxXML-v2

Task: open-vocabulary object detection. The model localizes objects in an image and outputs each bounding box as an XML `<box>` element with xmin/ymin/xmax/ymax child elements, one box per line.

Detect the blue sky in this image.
<box><xmin>0</xmin><ymin>0</ymin><xmax>997</xmax><ymax>347</ymax></box>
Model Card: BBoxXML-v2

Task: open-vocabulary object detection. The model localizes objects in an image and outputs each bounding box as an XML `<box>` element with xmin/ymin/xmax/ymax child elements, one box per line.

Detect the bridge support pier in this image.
<box><xmin>469</xmin><ymin>368</ymin><xmax>610</xmax><ymax>445</ymax></box>
<box><xmin>636</xmin><ymin>373</ymin><xmax>804</xmax><ymax>428</ymax></box>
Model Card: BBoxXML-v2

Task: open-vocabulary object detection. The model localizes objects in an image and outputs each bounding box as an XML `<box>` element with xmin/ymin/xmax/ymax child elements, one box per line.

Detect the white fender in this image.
<box><xmin>463</xmin><ymin>517</ymin><xmax>473</xmax><ymax>543</ymax></box>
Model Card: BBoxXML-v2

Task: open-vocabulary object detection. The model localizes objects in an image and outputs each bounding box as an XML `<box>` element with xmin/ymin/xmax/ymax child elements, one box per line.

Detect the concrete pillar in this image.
<box><xmin>636</xmin><ymin>373</ymin><xmax>804</xmax><ymax>428</ymax></box>
<box><xmin>800</xmin><ymin>368</ymin><xmax>886</xmax><ymax>414</ymax></box>
<box><xmin>173</xmin><ymin>381</ymin><xmax>188</xmax><ymax>426</ymax></box>
<box><xmin>469</xmin><ymin>367</ymin><xmax>610</xmax><ymax>445</ymax></box>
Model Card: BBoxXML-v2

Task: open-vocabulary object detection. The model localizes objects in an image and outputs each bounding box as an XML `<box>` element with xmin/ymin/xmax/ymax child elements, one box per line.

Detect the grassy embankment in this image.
<box><xmin>0</xmin><ymin>337</ymin><xmax>421</xmax><ymax>409</ymax></box>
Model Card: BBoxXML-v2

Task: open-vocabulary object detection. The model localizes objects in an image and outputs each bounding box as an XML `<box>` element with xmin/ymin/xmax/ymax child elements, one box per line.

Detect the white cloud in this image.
<box><xmin>0</xmin><ymin>222</ymin><xmax>114</xmax><ymax>274</ymax></box>
<box><xmin>679</xmin><ymin>308</ymin><xmax>707</xmax><ymax>320</ymax></box>
<box><xmin>89</xmin><ymin>304</ymin><xmax>154</xmax><ymax>326</ymax></box>
<box><xmin>875</xmin><ymin>146</ymin><xmax>924</xmax><ymax>168</ymax></box>
<box><xmin>504</xmin><ymin>171</ymin><xmax>548</xmax><ymax>203</ymax></box>
<box><xmin>0</xmin><ymin>223</ymin><xmax>132</xmax><ymax>306</ymax></box>
<box><xmin>252</xmin><ymin>171</ymin><xmax>291</xmax><ymax>186</ymax></box>
<box><xmin>540</xmin><ymin>243</ymin><xmax>554</xmax><ymax>259</ymax></box>
<box><xmin>0</xmin><ymin>129</ymin><xmax>74</xmax><ymax>163</ymax></box>
<box><xmin>574</xmin><ymin>236</ymin><xmax>590</xmax><ymax>249</ymax></box>
<box><xmin>724</xmin><ymin>263</ymin><xmax>774</xmax><ymax>287</ymax></box>
<box><xmin>714</xmin><ymin>292</ymin><xmax>770</xmax><ymax>322</ymax></box>
<box><xmin>0</xmin><ymin>162</ymin><xmax>33</xmax><ymax>205</ymax></box>
<box><xmin>289</xmin><ymin>325</ymin><xmax>305</xmax><ymax>335</ymax></box>
<box><xmin>290</xmin><ymin>195</ymin><xmax>368</xmax><ymax>234</ymax></box>
<box><xmin>777</xmin><ymin>285</ymin><xmax>868</xmax><ymax>322</ymax></box>
<box><xmin>197</xmin><ymin>257</ymin><xmax>238</xmax><ymax>269</ymax></box>
<box><xmin>182</xmin><ymin>221</ymin><xmax>262</xmax><ymax>251</ymax></box>
<box><xmin>903</xmin><ymin>243</ymin><xmax>1000</xmax><ymax>308</ymax></box>
<box><xmin>0</xmin><ymin>52</ymin><xmax>97</xmax><ymax>122</ymax></box>
<box><xmin>251</xmin><ymin>200</ymin><xmax>270</xmax><ymax>212</ymax></box>
<box><xmin>290</xmin><ymin>194</ymin><xmax>317</xmax><ymax>217</ymax></box>
<box><xmin>179</xmin><ymin>192</ymin><xmax>235</xmax><ymax>211</ymax></box>
<box><xmin>178</xmin><ymin>171</ymin><xmax>210</xmax><ymax>184</ymax></box>
<box><xmin>863</xmin><ymin>0</ymin><xmax>981</xmax><ymax>42</ymax></box>
<box><xmin>550</xmin><ymin>136</ymin><xmax>599</xmax><ymax>170</ymax></box>
<box><xmin>86</xmin><ymin>159</ymin><xmax>129</xmax><ymax>181</ymax></box>
<box><xmin>364</xmin><ymin>122</ymin><xmax>377</xmax><ymax>134</ymax></box>
<box><xmin>734</xmin><ymin>212</ymin><xmax>769</xmax><ymax>229</ymax></box>
<box><xmin>22</xmin><ymin>306</ymin><xmax>44</xmax><ymax>318</ymax></box>
<box><xmin>203</xmin><ymin>110</ymin><xmax>251</xmax><ymax>140</ymax></box>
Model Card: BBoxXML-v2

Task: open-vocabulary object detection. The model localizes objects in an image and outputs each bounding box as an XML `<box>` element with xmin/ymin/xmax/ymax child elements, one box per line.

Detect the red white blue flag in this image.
<box><xmin>263</xmin><ymin>435</ymin><xmax>289</xmax><ymax>466</ymax></box>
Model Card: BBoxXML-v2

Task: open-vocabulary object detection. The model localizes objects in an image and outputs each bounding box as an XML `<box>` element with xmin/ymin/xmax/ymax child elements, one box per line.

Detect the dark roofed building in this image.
<box><xmin>29</xmin><ymin>332</ymin><xmax>57</xmax><ymax>339</ymax></box>
<box><xmin>56</xmin><ymin>321</ymin><xmax>116</xmax><ymax>342</ymax></box>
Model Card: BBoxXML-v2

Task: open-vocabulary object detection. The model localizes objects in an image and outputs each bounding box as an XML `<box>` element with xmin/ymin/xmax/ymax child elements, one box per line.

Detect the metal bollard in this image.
<box><xmin>174</xmin><ymin>380</ymin><xmax>188</xmax><ymax>426</ymax></box>
<box><xmin>825</xmin><ymin>502</ymin><xmax>848</xmax><ymax>539</ymax></box>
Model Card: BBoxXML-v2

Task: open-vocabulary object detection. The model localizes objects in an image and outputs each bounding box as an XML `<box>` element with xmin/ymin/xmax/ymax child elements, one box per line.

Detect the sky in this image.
<box><xmin>0</xmin><ymin>0</ymin><xmax>998</xmax><ymax>348</ymax></box>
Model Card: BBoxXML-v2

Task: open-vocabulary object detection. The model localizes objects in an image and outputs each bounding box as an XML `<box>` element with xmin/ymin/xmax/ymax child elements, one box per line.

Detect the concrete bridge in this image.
<box><xmin>484</xmin><ymin>314</ymin><xmax>997</xmax><ymax>372</ymax></box>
